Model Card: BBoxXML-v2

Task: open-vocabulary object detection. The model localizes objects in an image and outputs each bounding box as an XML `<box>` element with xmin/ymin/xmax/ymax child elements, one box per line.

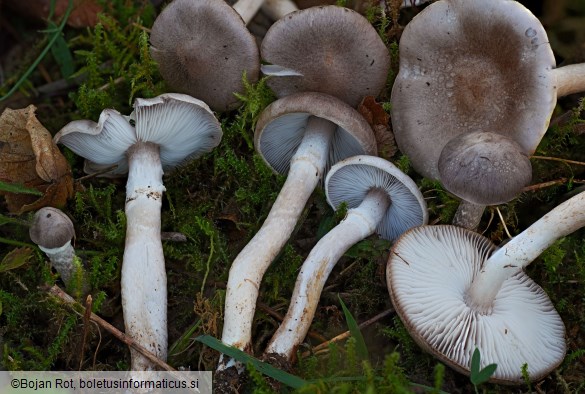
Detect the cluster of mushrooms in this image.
<box><xmin>27</xmin><ymin>0</ymin><xmax>585</xmax><ymax>388</ymax></box>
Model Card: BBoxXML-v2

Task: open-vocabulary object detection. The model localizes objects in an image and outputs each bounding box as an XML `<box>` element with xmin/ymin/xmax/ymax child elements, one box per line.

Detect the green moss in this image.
<box><xmin>69</xmin><ymin>2</ymin><xmax>161</xmax><ymax>119</ymax></box>
<box><xmin>0</xmin><ymin>0</ymin><xmax>583</xmax><ymax>391</ymax></box>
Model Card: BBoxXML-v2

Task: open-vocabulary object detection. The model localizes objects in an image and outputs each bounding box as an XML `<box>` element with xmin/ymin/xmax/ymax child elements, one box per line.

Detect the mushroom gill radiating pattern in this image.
<box><xmin>388</xmin><ymin>225</ymin><xmax>566</xmax><ymax>383</ymax></box>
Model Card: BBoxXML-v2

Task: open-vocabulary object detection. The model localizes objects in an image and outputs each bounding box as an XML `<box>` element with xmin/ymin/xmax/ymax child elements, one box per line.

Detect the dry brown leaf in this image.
<box><xmin>4</xmin><ymin>0</ymin><xmax>101</xmax><ymax>28</ymax></box>
<box><xmin>0</xmin><ymin>105</ymin><xmax>74</xmax><ymax>214</ymax></box>
<box><xmin>358</xmin><ymin>96</ymin><xmax>398</xmax><ymax>160</ymax></box>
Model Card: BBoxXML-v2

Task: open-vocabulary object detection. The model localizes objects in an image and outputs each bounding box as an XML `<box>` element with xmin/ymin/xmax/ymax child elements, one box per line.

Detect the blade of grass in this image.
<box><xmin>0</xmin><ymin>181</ymin><xmax>43</xmax><ymax>196</ymax></box>
<box><xmin>47</xmin><ymin>0</ymin><xmax>74</xmax><ymax>78</ymax></box>
<box><xmin>0</xmin><ymin>0</ymin><xmax>74</xmax><ymax>101</ymax></box>
<box><xmin>168</xmin><ymin>319</ymin><xmax>202</xmax><ymax>359</ymax></box>
<box><xmin>338</xmin><ymin>295</ymin><xmax>369</xmax><ymax>361</ymax></box>
<box><xmin>195</xmin><ymin>335</ymin><xmax>308</xmax><ymax>389</ymax></box>
<box><xmin>0</xmin><ymin>247</ymin><xmax>33</xmax><ymax>273</ymax></box>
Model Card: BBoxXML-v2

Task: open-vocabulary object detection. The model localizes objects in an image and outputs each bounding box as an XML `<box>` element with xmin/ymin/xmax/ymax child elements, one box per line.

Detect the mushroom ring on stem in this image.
<box><xmin>220</xmin><ymin>92</ymin><xmax>376</xmax><ymax>369</ymax></box>
<box><xmin>264</xmin><ymin>155</ymin><xmax>428</xmax><ymax>361</ymax></box>
<box><xmin>54</xmin><ymin>93</ymin><xmax>222</xmax><ymax>371</ymax></box>
<box><xmin>387</xmin><ymin>191</ymin><xmax>585</xmax><ymax>383</ymax></box>
<box><xmin>390</xmin><ymin>0</ymin><xmax>585</xmax><ymax>227</ymax></box>
<box><xmin>150</xmin><ymin>0</ymin><xmax>260</xmax><ymax>112</ymax></box>
<box><xmin>261</xmin><ymin>5</ymin><xmax>390</xmax><ymax>107</ymax></box>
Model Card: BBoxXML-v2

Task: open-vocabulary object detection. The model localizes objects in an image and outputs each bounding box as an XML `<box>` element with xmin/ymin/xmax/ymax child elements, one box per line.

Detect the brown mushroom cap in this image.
<box><xmin>391</xmin><ymin>0</ymin><xmax>556</xmax><ymax>180</ymax></box>
<box><xmin>438</xmin><ymin>132</ymin><xmax>532</xmax><ymax>205</ymax></box>
<box><xmin>150</xmin><ymin>0</ymin><xmax>260</xmax><ymax>112</ymax></box>
<box><xmin>261</xmin><ymin>6</ymin><xmax>390</xmax><ymax>107</ymax></box>
<box><xmin>30</xmin><ymin>207</ymin><xmax>75</xmax><ymax>249</ymax></box>
<box><xmin>254</xmin><ymin>92</ymin><xmax>377</xmax><ymax>175</ymax></box>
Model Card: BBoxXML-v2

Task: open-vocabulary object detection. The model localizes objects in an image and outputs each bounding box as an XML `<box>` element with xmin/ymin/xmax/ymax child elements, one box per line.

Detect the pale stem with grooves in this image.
<box><xmin>265</xmin><ymin>188</ymin><xmax>390</xmax><ymax>359</ymax></box>
<box><xmin>554</xmin><ymin>63</ymin><xmax>585</xmax><ymax>97</ymax></box>
<box><xmin>233</xmin><ymin>0</ymin><xmax>298</xmax><ymax>25</ymax></box>
<box><xmin>121</xmin><ymin>141</ymin><xmax>168</xmax><ymax>371</ymax></box>
<box><xmin>467</xmin><ymin>191</ymin><xmax>585</xmax><ymax>311</ymax></box>
<box><xmin>221</xmin><ymin>117</ymin><xmax>336</xmax><ymax>363</ymax></box>
<box><xmin>261</xmin><ymin>0</ymin><xmax>298</xmax><ymax>21</ymax></box>
<box><xmin>38</xmin><ymin>242</ymin><xmax>76</xmax><ymax>285</ymax></box>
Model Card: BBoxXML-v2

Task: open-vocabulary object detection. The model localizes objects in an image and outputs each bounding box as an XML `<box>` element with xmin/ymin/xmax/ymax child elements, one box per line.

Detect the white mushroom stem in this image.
<box><xmin>121</xmin><ymin>141</ymin><xmax>168</xmax><ymax>371</ymax></box>
<box><xmin>233</xmin><ymin>0</ymin><xmax>298</xmax><ymax>25</ymax></box>
<box><xmin>554</xmin><ymin>63</ymin><xmax>585</xmax><ymax>97</ymax></box>
<box><xmin>233</xmin><ymin>0</ymin><xmax>264</xmax><ymax>24</ymax></box>
<box><xmin>265</xmin><ymin>188</ymin><xmax>390</xmax><ymax>359</ymax></box>
<box><xmin>467</xmin><ymin>191</ymin><xmax>585</xmax><ymax>311</ymax></box>
<box><xmin>38</xmin><ymin>242</ymin><xmax>77</xmax><ymax>286</ymax></box>
<box><xmin>261</xmin><ymin>0</ymin><xmax>298</xmax><ymax>21</ymax></box>
<box><xmin>221</xmin><ymin>117</ymin><xmax>336</xmax><ymax>358</ymax></box>
<box><xmin>401</xmin><ymin>0</ymin><xmax>432</xmax><ymax>6</ymax></box>
<box><xmin>239</xmin><ymin>0</ymin><xmax>430</xmax><ymax>23</ymax></box>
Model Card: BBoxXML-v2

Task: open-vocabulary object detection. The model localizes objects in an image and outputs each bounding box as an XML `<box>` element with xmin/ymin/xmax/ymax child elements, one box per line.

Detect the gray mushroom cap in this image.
<box><xmin>54</xmin><ymin>93</ymin><xmax>222</xmax><ymax>175</ymax></box>
<box><xmin>30</xmin><ymin>207</ymin><xmax>75</xmax><ymax>249</ymax></box>
<box><xmin>391</xmin><ymin>0</ymin><xmax>556</xmax><ymax>180</ymax></box>
<box><xmin>438</xmin><ymin>132</ymin><xmax>532</xmax><ymax>205</ymax></box>
<box><xmin>254</xmin><ymin>92</ymin><xmax>377</xmax><ymax>175</ymax></box>
<box><xmin>387</xmin><ymin>225</ymin><xmax>566</xmax><ymax>384</ymax></box>
<box><xmin>150</xmin><ymin>0</ymin><xmax>260</xmax><ymax>112</ymax></box>
<box><xmin>261</xmin><ymin>6</ymin><xmax>390</xmax><ymax>107</ymax></box>
<box><xmin>326</xmin><ymin>155</ymin><xmax>428</xmax><ymax>241</ymax></box>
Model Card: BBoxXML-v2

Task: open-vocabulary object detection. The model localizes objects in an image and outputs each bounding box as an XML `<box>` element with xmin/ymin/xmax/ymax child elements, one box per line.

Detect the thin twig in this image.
<box><xmin>45</xmin><ymin>285</ymin><xmax>176</xmax><ymax>371</ymax></box>
<box><xmin>257</xmin><ymin>302</ymin><xmax>328</xmax><ymax>342</ymax></box>
<box><xmin>496</xmin><ymin>207</ymin><xmax>512</xmax><ymax>239</ymax></box>
<box><xmin>522</xmin><ymin>178</ymin><xmax>585</xmax><ymax>192</ymax></box>
<box><xmin>301</xmin><ymin>308</ymin><xmax>394</xmax><ymax>358</ymax></box>
<box><xmin>480</xmin><ymin>208</ymin><xmax>495</xmax><ymax>235</ymax></box>
<box><xmin>91</xmin><ymin>319</ymin><xmax>102</xmax><ymax>369</ymax></box>
<box><xmin>79</xmin><ymin>294</ymin><xmax>93</xmax><ymax>370</ymax></box>
<box><xmin>75</xmin><ymin>164</ymin><xmax>119</xmax><ymax>182</ymax></box>
<box><xmin>530</xmin><ymin>155</ymin><xmax>585</xmax><ymax>166</ymax></box>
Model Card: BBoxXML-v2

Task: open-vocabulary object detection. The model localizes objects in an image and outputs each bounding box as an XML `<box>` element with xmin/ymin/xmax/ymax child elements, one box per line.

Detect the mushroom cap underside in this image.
<box><xmin>326</xmin><ymin>155</ymin><xmax>428</xmax><ymax>241</ymax></box>
<box><xmin>254</xmin><ymin>92</ymin><xmax>377</xmax><ymax>175</ymax></box>
<box><xmin>54</xmin><ymin>93</ymin><xmax>222</xmax><ymax>175</ymax></box>
<box><xmin>391</xmin><ymin>0</ymin><xmax>556</xmax><ymax>180</ymax></box>
<box><xmin>387</xmin><ymin>225</ymin><xmax>566</xmax><ymax>384</ymax></box>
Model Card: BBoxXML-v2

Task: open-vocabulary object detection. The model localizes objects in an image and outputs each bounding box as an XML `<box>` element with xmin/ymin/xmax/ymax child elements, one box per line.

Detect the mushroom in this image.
<box><xmin>401</xmin><ymin>0</ymin><xmax>432</xmax><ymax>6</ymax></box>
<box><xmin>29</xmin><ymin>207</ymin><xmax>87</xmax><ymax>293</ymax></box>
<box><xmin>265</xmin><ymin>155</ymin><xmax>428</xmax><ymax>360</ymax></box>
<box><xmin>387</xmin><ymin>190</ymin><xmax>585</xmax><ymax>383</ymax></box>
<box><xmin>391</xmin><ymin>0</ymin><xmax>585</xmax><ymax>226</ymax></box>
<box><xmin>149</xmin><ymin>0</ymin><xmax>260</xmax><ymax>112</ymax></box>
<box><xmin>438</xmin><ymin>132</ymin><xmax>532</xmax><ymax>229</ymax></box>
<box><xmin>54</xmin><ymin>93</ymin><xmax>222</xmax><ymax>371</ymax></box>
<box><xmin>261</xmin><ymin>5</ymin><xmax>391</xmax><ymax>107</ymax></box>
<box><xmin>220</xmin><ymin>92</ymin><xmax>376</xmax><ymax>369</ymax></box>
<box><xmin>259</xmin><ymin>0</ymin><xmax>298</xmax><ymax>22</ymax></box>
